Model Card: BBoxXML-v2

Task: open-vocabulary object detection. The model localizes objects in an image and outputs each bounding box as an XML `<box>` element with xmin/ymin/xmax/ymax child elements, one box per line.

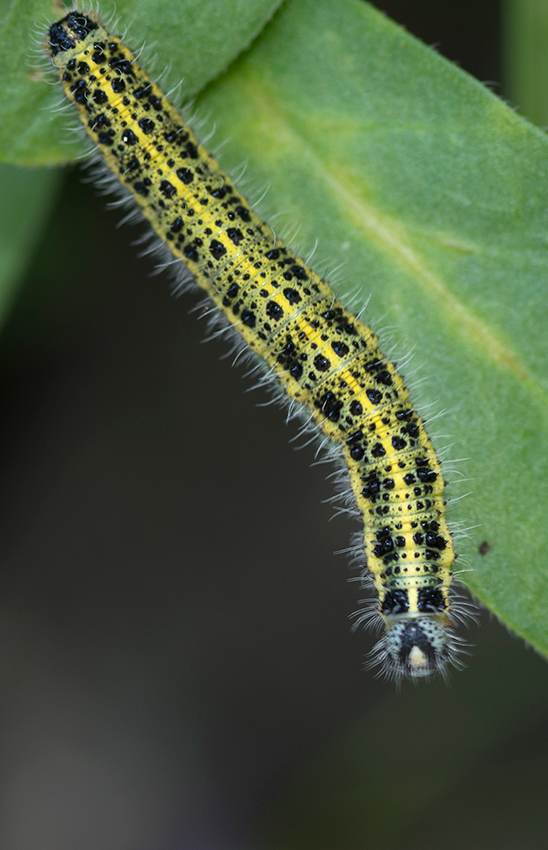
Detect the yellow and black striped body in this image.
<box><xmin>48</xmin><ymin>12</ymin><xmax>457</xmax><ymax>680</ymax></box>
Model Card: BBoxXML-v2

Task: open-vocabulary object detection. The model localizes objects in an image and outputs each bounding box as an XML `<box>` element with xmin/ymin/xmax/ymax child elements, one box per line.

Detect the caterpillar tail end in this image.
<box><xmin>371</xmin><ymin>616</ymin><xmax>456</xmax><ymax>682</ymax></box>
<box><xmin>47</xmin><ymin>11</ymin><xmax>98</xmax><ymax>57</ymax></box>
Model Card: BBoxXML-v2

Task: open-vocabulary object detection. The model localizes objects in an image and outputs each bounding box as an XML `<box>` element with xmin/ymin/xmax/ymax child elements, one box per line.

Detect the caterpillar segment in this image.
<box><xmin>47</xmin><ymin>11</ymin><xmax>461</xmax><ymax>681</ymax></box>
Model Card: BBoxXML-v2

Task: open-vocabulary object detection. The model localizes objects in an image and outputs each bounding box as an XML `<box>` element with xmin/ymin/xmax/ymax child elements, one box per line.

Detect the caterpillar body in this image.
<box><xmin>47</xmin><ymin>11</ymin><xmax>462</xmax><ymax>681</ymax></box>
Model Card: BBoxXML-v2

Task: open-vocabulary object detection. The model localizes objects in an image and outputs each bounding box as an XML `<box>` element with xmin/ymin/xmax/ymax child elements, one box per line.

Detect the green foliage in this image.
<box><xmin>0</xmin><ymin>164</ymin><xmax>61</xmax><ymax>328</ymax></box>
<box><xmin>503</xmin><ymin>0</ymin><xmax>548</xmax><ymax>126</ymax></box>
<box><xmin>2</xmin><ymin>0</ymin><xmax>548</xmax><ymax>660</ymax></box>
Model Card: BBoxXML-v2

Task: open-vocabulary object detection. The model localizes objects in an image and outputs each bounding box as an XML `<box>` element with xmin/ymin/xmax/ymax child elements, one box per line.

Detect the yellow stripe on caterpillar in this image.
<box><xmin>46</xmin><ymin>11</ymin><xmax>465</xmax><ymax>682</ymax></box>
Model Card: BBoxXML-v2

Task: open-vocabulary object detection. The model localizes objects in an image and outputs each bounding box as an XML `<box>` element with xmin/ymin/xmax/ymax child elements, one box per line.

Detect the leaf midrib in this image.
<box><xmin>234</xmin><ymin>73</ymin><xmax>544</xmax><ymax>402</ymax></box>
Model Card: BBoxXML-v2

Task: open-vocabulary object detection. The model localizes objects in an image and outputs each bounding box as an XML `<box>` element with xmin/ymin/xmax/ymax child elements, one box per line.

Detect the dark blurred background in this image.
<box><xmin>2</xmin><ymin>1</ymin><xmax>548</xmax><ymax>848</ymax></box>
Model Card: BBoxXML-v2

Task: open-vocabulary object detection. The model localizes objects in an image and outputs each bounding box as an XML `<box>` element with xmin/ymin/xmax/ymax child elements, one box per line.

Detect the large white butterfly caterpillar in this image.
<box><xmin>46</xmin><ymin>10</ymin><xmax>465</xmax><ymax>681</ymax></box>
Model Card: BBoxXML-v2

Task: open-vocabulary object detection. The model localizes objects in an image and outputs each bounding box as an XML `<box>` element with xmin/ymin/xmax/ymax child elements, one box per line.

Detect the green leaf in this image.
<box><xmin>3</xmin><ymin>0</ymin><xmax>548</xmax><ymax>661</ymax></box>
<box><xmin>0</xmin><ymin>163</ymin><xmax>62</xmax><ymax>329</ymax></box>
<box><xmin>0</xmin><ymin>0</ymin><xmax>282</xmax><ymax>164</ymax></box>
<box><xmin>194</xmin><ymin>0</ymin><xmax>548</xmax><ymax>657</ymax></box>
<box><xmin>503</xmin><ymin>0</ymin><xmax>548</xmax><ymax>126</ymax></box>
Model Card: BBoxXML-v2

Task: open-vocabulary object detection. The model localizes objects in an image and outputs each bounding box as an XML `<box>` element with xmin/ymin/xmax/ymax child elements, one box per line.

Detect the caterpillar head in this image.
<box><xmin>47</xmin><ymin>12</ymin><xmax>98</xmax><ymax>59</ymax></box>
<box><xmin>372</xmin><ymin>616</ymin><xmax>452</xmax><ymax>682</ymax></box>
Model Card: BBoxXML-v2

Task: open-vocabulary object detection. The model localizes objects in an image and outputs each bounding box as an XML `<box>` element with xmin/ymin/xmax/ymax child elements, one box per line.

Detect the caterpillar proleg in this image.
<box><xmin>46</xmin><ymin>10</ymin><xmax>465</xmax><ymax>682</ymax></box>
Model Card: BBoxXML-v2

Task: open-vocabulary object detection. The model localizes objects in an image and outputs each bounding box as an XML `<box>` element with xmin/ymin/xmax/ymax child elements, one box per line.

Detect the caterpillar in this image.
<box><xmin>46</xmin><ymin>10</ymin><xmax>464</xmax><ymax>682</ymax></box>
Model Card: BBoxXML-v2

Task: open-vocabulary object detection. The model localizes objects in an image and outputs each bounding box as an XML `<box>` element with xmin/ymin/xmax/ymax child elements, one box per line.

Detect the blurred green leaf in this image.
<box><xmin>0</xmin><ymin>164</ymin><xmax>61</xmax><ymax>329</ymax></box>
<box><xmin>0</xmin><ymin>0</ymin><xmax>13</xmax><ymax>31</ymax></box>
<box><xmin>0</xmin><ymin>0</ymin><xmax>282</xmax><ymax>164</ymax></box>
<box><xmin>3</xmin><ymin>0</ymin><xmax>548</xmax><ymax>663</ymax></box>
<box><xmin>503</xmin><ymin>0</ymin><xmax>548</xmax><ymax>126</ymax></box>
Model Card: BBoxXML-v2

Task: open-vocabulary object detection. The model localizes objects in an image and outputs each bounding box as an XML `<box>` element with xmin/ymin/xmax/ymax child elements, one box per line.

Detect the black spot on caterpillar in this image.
<box><xmin>46</xmin><ymin>10</ymin><xmax>467</xmax><ymax>681</ymax></box>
